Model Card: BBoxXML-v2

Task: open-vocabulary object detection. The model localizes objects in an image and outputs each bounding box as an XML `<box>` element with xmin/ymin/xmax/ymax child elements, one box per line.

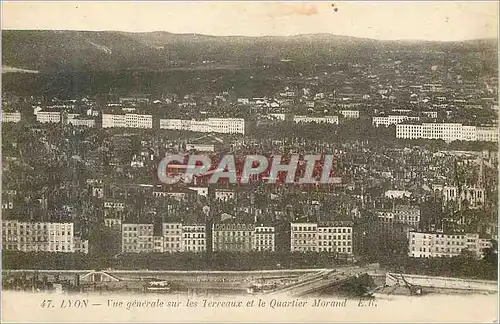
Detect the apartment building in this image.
<box><xmin>67</xmin><ymin>117</ymin><xmax>96</xmax><ymax>127</ymax></box>
<box><xmin>290</xmin><ymin>222</ymin><xmax>353</xmax><ymax>254</ymax></box>
<box><xmin>36</xmin><ymin>111</ymin><xmax>61</xmax><ymax>123</ymax></box>
<box><xmin>477</xmin><ymin>127</ymin><xmax>499</xmax><ymax>142</ymax></box>
<box><xmin>253</xmin><ymin>226</ymin><xmax>275</xmax><ymax>252</ymax></box>
<box><xmin>212</xmin><ymin>223</ymin><xmax>255</xmax><ymax>252</ymax></box>
<box><xmin>290</xmin><ymin>222</ymin><xmax>318</xmax><ymax>252</ymax></box>
<box><xmin>394</xmin><ymin>205</ymin><xmax>421</xmax><ymax>228</ymax></box>
<box><xmin>181</xmin><ymin>224</ymin><xmax>206</xmax><ymax>252</ymax></box>
<box><xmin>293</xmin><ymin>115</ymin><xmax>339</xmax><ymax>125</ymax></box>
<box><xmin>159</xmin><ymin>118</ymin><xmax>246</xmax><ymax>134</ymax></box>
<box><xmin>372</xmin><ymin>115</ymin><xmax>420</xmax><ymax>127</ymax></box>
<box><xmin>121</xmin><ymin>223</ymin><xmax>154</xmax><ymax>253</ymax></box>
<box><xmin>1</xmin><ymin>220</ymin><xmax>88</xmax><ymax>254</ymax></box>
<box><xmin>162</xmin><ymin>222</ymin><xmax>183</xmax><ymax>253</ymax></box>
<box><xmin>396</xmin><ymin>123</ymin><xmax>498</xmax><ymax>143</ymax></box>
<box><xmin>102</xmin><ymin>113</ymin><xmax>153</xmax><ymax>129</ymax></box>
<box><xmin>339</xmin><ymin>110</ymin><xmax>360</xmax><ymax>119</ymax></box>
<box><xmin>104</xmin><ymin>201</ymin><xmax>125</xmax><ymax>210</ymax></box>
<box><xmin>104</xmin><ymin>218</ymin><xmax>122</xmax><ymax>230</ymax></box>
<box><xmin>408</xmin><ymin>231</ymin><xmax>492</xmax><ymax>258</ymax></box>
<box><xmin>2</xmin><ymin>111</ymin><xmax>21</xmax><ymax>123</ymax></box>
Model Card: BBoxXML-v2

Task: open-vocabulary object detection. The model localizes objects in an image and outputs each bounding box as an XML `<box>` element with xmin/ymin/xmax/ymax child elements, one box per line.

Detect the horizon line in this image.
<box><xmin>2</xmin><ymin>28</ymin><xmax>498</xmax><ymax>43</ymax></box>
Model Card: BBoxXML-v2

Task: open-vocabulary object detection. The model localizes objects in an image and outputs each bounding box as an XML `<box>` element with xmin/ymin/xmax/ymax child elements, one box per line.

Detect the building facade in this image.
<box><xmin>1</xmin><ymin>220</ymin><xmax>88</xmax><ymax>254</ymax></box>
<box><xmin>293</xmin><ymin>115</ymin><xmax>339</xmax><ymax>125</ymax></box>
<box><xmin>339</xmin><ymin>110</ymin><xmax>360</xmax><ymax>119</ymax></box>
<box><xmin>159</xmin><ymin>118</ymin><xmax>246</xmax><ymax>134</ymax></box>
<box><xmin>396</xmin><ymin>123</ymin><xmax>498</xmax><ymax>143</ymax></box>
<box><xmin>372</xmin><ymin>115</ymin><xmax>420</xmax><ymax>127</ymax></box>
<box><xmin>408</xmin><ymin>231</ymin><xmax>492</xmax><ymax>258</ymax></box>
<box><xmin>181</xmin><ymin>224</ymin><xmax>206</xmax><ymax>252</ymax></box>
<box><xmin>36</xmin><ymin>111</ymin><xmax>61</xmax><ymax>123</ymax></box>
<box><xmin>162</xmin><ymin>222</ymin><xmax>183</xmax><ymax>253</ymax></box>
<box><xmin>121</xmin><ymin>223</ymin><xmax>155</xmax><ymax>253</ymax></box>
<box><xmin>290</xmin><ymin>222</ymin><xmax>353</xmax><ymax>254</ymax></box>
<box><xmin>2</xmin><ymin>111</ymin><xmax>21</xmax><ymax>123</ymax></box>
<box><xmin>212</xmin><ymin>223</ymin><xmax>255</xmax><ymax>252</ymax></box>
<box><xmin>253</xmin><ymin>225</ymin><xmax>276</xmax><ymax>251</ymax></box>
<box><xmin>102</xmin><ymin>113</ymin><xmax>153</xmax><ymax>129</ymax></box>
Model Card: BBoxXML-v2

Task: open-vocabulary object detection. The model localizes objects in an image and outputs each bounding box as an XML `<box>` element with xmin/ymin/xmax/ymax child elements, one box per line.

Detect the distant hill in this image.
<box><xmin>2</xmin><ymin>30</ymin><xmax>497</xmax><ymax>72</ymax></box>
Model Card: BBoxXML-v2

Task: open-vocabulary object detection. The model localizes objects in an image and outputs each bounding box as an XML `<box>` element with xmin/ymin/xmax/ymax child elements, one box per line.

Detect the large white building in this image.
<box><xmin>339</xmin><ymin>110</ymin><xmax>360</xmax><ymax>119</ymax></box>
<box><xmin>2</xmin><ymin>111</ymin><xmax>21</xmax><ymax>123</ymax></box>
<box><xmin>121</xmin><ymin>222</ymin><xmax>206</xmax><ymax>253</ymax></box>
<box><xmin>102</xmin><ymin>113</ymin><xmax>153</xmax><ymax>129</ymax></box>
<box><xmin>290</xmin><ymin>222</ymin><xmax>353</xmax><ymax>254</ymax></box>
<box><xmin>293</xmin><ymin>115</ymin><xmax>339</xmax><ymax>125</ymax></box>
<box><xmin>253</xmin><ymin>225</ymin><xmax>276</xmax><ymax>252</ymax></box>
<box><xmin>36</xmin><ymin>111</ymin><xmax>61</xmax><ymax>123</ymax></box>
<box><xmin>159</xmin><ymin>118</ymin><xmax>246</xmax><ymax>134</ymax></box>
<box><xmin>1</xmin><ymin>220</ymin><xmax>88</xmax><ymax>253</ymax></box>
<box><xmin>408</xmin><ymin>231</ymin><xmax>492</xmax><ymax>258</ymax></box>
<box><xmin>372</xmin><ymin>115</ymin><xmax>420</xmax><ymax>127</ymax></box>
<box><xmin>396</xmin><ymin>123</ymin><xmax>498</xmax><ymax>143</ymax></box>
<box><xmin>67</xmin><ymin>117</ymin><xmax>96</xmax><ymax>127</ymax></box>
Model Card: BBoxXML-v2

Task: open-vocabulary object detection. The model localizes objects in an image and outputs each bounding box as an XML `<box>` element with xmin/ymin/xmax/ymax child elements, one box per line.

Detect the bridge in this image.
<box><xmin>266</xmin><ymin>264</ymin><xmax>381</xmax><ymax>297</ymax></box>
<box><xmin>80</xmin><ymin>271</ymin><xmax>121</xmax><ymax>283</ymax></box>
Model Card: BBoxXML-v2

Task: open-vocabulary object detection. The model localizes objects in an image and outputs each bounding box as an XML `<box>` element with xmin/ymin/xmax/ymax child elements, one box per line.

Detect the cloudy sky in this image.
<box><xmin>2</xmin><ymin>1</ymin><xmax>498</xmax><ymax>41</ymax></box>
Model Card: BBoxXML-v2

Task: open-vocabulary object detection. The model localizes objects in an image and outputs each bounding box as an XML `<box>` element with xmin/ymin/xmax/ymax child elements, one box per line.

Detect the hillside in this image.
<box><xmin>2</xmin><ymin>30</ymin><xmax>497</xmax><ymax>73</ymax></box>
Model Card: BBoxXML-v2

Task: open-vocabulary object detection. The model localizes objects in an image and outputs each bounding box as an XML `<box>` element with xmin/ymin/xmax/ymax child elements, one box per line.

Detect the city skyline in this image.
<box><xmin>2</xmin><ymin>1</ymin><xmax>499</xmax><ymax>41</ymax></box>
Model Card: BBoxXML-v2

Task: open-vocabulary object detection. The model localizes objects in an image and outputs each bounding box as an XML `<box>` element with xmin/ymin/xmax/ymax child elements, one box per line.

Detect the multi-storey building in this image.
<box><xmin>394</xmin><ymin>205</ymin><xmax>421</xmax><ymax>228</ymax></box>
<box><xmin>477</xmin><ymin>127</ymin><xmax>499</xmax><ymax>142</ymax></box>
<box><xmin>104</xmin><ymin>201</ymin><xmax>125</xmax><ymax>210</ymax></box>
<box><xmin>36</xmin><ymin>111</ymin><xmax>61</xmax><ymax>123</ymax></box>
<box><xmin>162</xmin><ymin>222</ymin><xmax>183</xmax><ymax>252</ymax></box>
<box><xmin>317</xmin><ymin>222</ymin><xmax>353</xmax><ymax>254</ymax></box>
<box><xmin>372</xmin><ymin>115</ymin><xmax>420</xmax><ymax>127</ymax></box>
<box><xmin>1</xmin><ymin>220</ymin><xmax>88</xmax><ymax>254</ymax></box>
<box><xmin>121</xmin><ymin>223</ymin><xmax>154</xmax><ymax>253</ymax></box>
<box><xmin>215</xmin><ymin>189</ymin><xmax>236</xmax><ymax>201</ymax></box>
<box><xmin>159</xmin><ymin>118</ymin><xmax>246</xmax><ymax>134</ymax></box>
<box><xmin>2</xmin><ymin>111</ymin><xmax>21</xmax><ymax>123</ymax></box>
<box><xmin>339</xmin><ymin>110</ymin><xmax>360</xmax><ymax>119</ymax></box>
<box><xmin>293</xmin><ymin>115</ymin><xmax>339</xmax><ymax>125</ymax></box>
<box><xmin>290</xmin><ymin>222</ymin><xmax>353</xmax><ymax>254</ymax></box>
<box><xmin>67</xmin><ymin>117</ymin><xmax>96</xmax><ymax>127</ymax></box>
<box><xmin>212</xmin><ymin>223</ymin><xmax>255</xmax><ymax>252</ymax></box>
<box><xmin>181</xmin><ymin>224</ymin><xmax>206</xmax><ymax>252</ymax></box>
<box><xmin>433</xmin><ymin>185</ymin><xmax>485</xmax><ymax>209</ymax></box>
<box><xmin>396</xmin><ymin>123</ymin><xmax>498</xmax><ymax>143</ymax></box>
<box><xmin>408</xmin><ymin>231</ymin><xmax>492</xmax><ymax>258</ymax></box>
<box><xmin>102</xmin><ymin>113</ymin><xmax>153</xmax><ymax>129</ymax></box>
<box><xmin>290</xmin><ymin>222</ymin><xmax>318</xmax><ymax>252</ymax></box>
<box><xmin>253</xmin><ymin>225</ymin><xmax>275</xmax><ymax>251</ymax></box>
<box><xmin>74</xmin><ymin>236</ymin><xmax>89</xmax><ymax>254</ymax></box>
<box><xmin>104</xmin><ymin>218</ymin><xmax>122</xmax><ymax>230</ymax></box>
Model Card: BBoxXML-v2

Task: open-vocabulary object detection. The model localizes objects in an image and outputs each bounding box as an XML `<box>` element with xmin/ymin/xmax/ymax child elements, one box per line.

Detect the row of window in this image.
<box><xmin>292</xmin><ymin>227</ymin><xmax>352</xmax><ymax>233</ymax></box>
<box><xmin>293</xmin><ymin>247</ymin><xmax>352</xmax><ymax>253</ymax></box>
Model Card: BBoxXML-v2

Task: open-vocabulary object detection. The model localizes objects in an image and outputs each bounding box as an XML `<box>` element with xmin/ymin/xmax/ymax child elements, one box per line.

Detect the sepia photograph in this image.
<box><xmin>1</xmin><ymin>1</ymin><xmax>499</xmax><ymax>322</ymax></box>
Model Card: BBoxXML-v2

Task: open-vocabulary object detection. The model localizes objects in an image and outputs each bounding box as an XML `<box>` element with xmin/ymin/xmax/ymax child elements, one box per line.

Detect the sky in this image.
<box><xmin>2</xmin><ymin>1</ymin><xmax>499</xmax><ymax>41</ymax></box>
